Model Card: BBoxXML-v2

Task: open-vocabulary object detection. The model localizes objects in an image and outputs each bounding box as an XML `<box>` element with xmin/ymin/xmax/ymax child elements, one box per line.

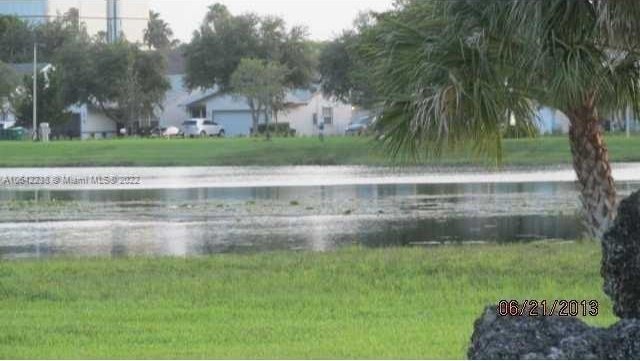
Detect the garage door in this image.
<box><xmin>212</xmin><ymin>111</ymin><xmax>254</xmax><ymax>136</ymax></box>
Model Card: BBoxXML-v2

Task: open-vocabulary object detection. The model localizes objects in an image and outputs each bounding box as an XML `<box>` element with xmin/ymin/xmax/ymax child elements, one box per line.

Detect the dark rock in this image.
<box><xmin>602</xmin><ymin>190</ymin><xmax>640</xmax><ymax>318</ymax></box>
<box><xmin>605</xmin><ymin>319</ymin><xmax>640</xmax><ymax>359</ymax></box>
<box><xmin>468</xmin><ymin>306</ymin><xmax>640</xmax><ymax>359</ymax></box>
<box><xmin>468</xmin><ymin>306</ymin><xmax>599</xmax><ymax>359</ymax></box>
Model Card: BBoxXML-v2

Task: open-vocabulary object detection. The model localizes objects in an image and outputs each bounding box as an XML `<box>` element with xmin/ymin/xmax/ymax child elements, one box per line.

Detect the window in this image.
<box><xmin>312</xmin><ymin>113</ymin><xmax>318</xmax><ymax>125</ymax></box>
<box><xmin>322</xmin><ymin>107</ymin><xmax>333</xmax><ymax>125</ymax></box>
<box><xmin>190</xmin><ymin>106</ymin><xmax>206</xmax><ymax>118</ymax></box>
<box><xmin>203</xmin><ymin>120</ymin><xmax>213</xmax><ymax>125</ymax></box>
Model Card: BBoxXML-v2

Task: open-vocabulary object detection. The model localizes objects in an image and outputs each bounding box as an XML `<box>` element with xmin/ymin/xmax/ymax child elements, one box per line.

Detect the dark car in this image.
<box><xmin>345</xmin><ymin>116</ymin><xmax>375</xmax><ymax>136</ymax></box>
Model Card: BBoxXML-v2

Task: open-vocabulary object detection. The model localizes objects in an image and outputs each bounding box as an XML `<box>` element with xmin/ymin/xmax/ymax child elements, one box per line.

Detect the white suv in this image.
<box><xmin>182</xmin><ymin>118</ymin><xmax>225</xmax><ymax>137</ymax></box>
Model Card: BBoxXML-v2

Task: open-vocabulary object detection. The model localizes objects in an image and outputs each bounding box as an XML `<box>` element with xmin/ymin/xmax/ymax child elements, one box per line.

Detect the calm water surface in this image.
<box><xmin>1</xmin><ymin>165</ymin><xmax>639</xmax><ymax>259</ymax></box>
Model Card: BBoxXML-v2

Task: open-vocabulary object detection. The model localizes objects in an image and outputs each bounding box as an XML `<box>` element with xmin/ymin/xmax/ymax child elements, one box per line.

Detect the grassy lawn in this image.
<box><xmin>0</xmin><ymin>242</ymin><xmax>615</xmax><ymax>359</ymax></box>
<box><xmin>0</xmin><ymin>134</ymin><xmax>638</xmax><ymax>167</ymax></box>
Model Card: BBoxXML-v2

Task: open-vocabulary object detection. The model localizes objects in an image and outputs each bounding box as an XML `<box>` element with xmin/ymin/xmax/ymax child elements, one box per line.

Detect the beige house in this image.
<box><xmin>279</xmin><ymin>90</ymin><xmax>354</xmax><ymax>136</ymax></box>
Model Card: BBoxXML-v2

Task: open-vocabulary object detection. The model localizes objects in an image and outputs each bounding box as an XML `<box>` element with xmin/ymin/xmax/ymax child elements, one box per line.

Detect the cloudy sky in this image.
<box><xmin>150</xmin><ymin>0</ymin><xmax>393</xmax><ymax>43</ymax></box>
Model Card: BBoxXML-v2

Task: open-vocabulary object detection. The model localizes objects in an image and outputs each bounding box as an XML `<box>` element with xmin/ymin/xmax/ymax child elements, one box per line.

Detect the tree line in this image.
<box><xmin>0</xmin><ymin>3</ymin><xmax>323</xmax><ymax>136</ymax></box>
<box><xmin>0</xmin><ymin>8</ymin><xmax>173</xmax><ymax>132</ymax></box>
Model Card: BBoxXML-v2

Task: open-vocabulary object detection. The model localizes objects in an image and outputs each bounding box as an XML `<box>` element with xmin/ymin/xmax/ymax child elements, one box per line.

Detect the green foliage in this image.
<box><xmin>230</xmin><ymin>58</ymin><xmax>287</xmax><ymax>135</ymax></box>
<box><xmin>183</xmin><ymin>3</ymin><xmax>313</xmax><ymax>92</ymax></box>
<box><xmin>34</xmin><ymin>8</ymin><xmax>88</xmax><ymax>61</ymax></box>
<box><xmin>257</xmin><ymin>122</ymin><xmax>295</xmax><ymax>137</ymax></box>
<box><xmin>0</xmin><ymin>60</ymin><xmax>18</xmax><ymax>121</ymax></box>
<box><xmin>143</xmin><ymin>10</ymin><xmax>174</xmax><ymax>50</ymax></box>
<box><xmin>56</xmin><ymin>40</ymin><xmax>170</xmax><ymax>126</ymax></box>
<box><xmin>0</xmin><ymin>242</ymin><xmax>615</xmax><ymax>358</ymax></box>
<box><xmin>0</xmin><ymin>15</ymin><xmax>33</xmax><ymax>63</ymax></box>
<box><xmin>0</xmin><ymin>10</ymin><xmax>169</xmax><ymax>127</ymax></box>
<box><xmin>319</xmin><ymin>33</ymin><xmax>356</xmax><ymax>102</ymax></box>
<box><xmin>319</xmin><ymin>16</ymin><xmax>379</xmax><ymax>108</ymax></box>
<box><xmin>0</xmin><ymin>60</ymin><xmax>18</xmax><ymax>98</ymax></box>
<box><xmin>11</xmin><ymin>67</ymin><xmax>71</xmax><ymax>128</ymax></box>
<box><xmin>361</xmin><ymin>0</ymin><xmax>640</xmax><ymax>163</ymax></box>
<box><xmin>0</xmin><ymin>9</ymin><xmax>86</xmax><ymax>64</ymax></box>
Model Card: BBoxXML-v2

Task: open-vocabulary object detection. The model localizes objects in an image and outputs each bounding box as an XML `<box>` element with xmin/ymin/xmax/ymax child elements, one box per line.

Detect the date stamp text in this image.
<box><xmin>497</xmin><ymin>299</ymin><xmax>599</xmax><ymax>317</ymax></box>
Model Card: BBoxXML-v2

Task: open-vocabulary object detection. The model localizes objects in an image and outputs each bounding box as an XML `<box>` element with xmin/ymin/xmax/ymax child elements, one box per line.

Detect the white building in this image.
<box><xmin>537</xmin><ymin>107</ymin><xmax>570</xmax><ymax>135</ymax></box>
<box><xmin>280</xmin><ymin>90</ymin><xmax>354</xmax><ymax>136</ymax></box>
<box><xmin>0</xmin><ymin>0</ymin><xmax>149</xmax><ymax>43</ymax></box>
<box><xmin>178</xmin><ymin>86</ymin><xmax>355</xmax><ymax>137</ymax></box>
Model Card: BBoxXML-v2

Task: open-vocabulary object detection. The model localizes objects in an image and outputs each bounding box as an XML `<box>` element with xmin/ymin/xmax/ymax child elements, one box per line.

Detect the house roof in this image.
<box><xmin>182</xmin><ymin>87</ymin><xmax>219</xmax><ymax>107</ymax></box>
<box><xmin>185</xmin><ymin>86</ymin><xmax>319</xmax><ymax>109</ymax></box>
<box><xmin>183</xmin><ymin>86</ymin><xmax>222</xmax><ymax>107</ymax></box>
<box><xmin>164</xmin><ymin>49</ymin><xmax>186</xmax><ymax>76</ymax></box>
<box><xmin>284</xmin><ymin>88</ymin><xmax>315</xmax><ymax>104</ymax></box>
<box><xmin>163</xmin><ymin>74</ymin><xmax>216</xmax><ymax>109</ymax></box>
<box><xmin>9</xmin><ymin>63</ymin><xmax>51</xmax><ymax>76</ymax></box>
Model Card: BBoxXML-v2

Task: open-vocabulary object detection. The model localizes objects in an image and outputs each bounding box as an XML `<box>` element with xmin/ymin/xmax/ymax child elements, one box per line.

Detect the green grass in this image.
<box><xmin>0</xmin><ymin>134</ymin><xmax>638</xmax><ymax>167</ymax></box>
<box><xmin>0</xmin><ymin>242</ymin><xmax>615</xmax><ymax>359</ymax></box>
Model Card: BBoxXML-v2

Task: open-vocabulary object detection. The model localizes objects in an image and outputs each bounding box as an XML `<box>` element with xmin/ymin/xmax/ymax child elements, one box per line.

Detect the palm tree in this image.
<box><xmin>143</xmin><ymin>11</ymin><xmax>173</xmax><ymax>50</ymax></box>
<box><xmin>366</xmin><ymin>0</ymin><xmax>640</xmax><ymax>239</ymax></box>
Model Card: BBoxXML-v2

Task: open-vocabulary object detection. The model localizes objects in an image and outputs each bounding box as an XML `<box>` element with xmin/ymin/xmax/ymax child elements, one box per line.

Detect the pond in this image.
<box><xmin>1</xmin><ymin>165</ymin><xmax>639</xmax><ymax>259</ymax></box>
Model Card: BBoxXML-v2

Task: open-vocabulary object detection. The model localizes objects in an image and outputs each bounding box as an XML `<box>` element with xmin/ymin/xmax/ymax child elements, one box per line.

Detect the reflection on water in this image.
<box><xmin>0</xmin><ymin>166</ymin><xmax>639</xmax><ymax>259</ymax></box>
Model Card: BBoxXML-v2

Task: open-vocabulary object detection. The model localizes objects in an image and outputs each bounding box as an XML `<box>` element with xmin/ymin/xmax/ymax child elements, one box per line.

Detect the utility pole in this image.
<box><xmin>32</xmin><ymin>42</ymin><xmax>37</xmax><ymax>141</ymax></box>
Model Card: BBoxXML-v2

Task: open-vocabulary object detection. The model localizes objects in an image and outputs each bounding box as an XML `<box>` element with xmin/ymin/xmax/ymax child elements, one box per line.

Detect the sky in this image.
<box><xmin>150</xmin><ymin>0</ymin><xmax>394</xmax><ymax>43</ymax></box>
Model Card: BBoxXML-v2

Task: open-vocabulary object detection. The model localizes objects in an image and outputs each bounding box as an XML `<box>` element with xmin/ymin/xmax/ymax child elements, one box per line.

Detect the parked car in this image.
<box><xmin>151</xmin><ymin>126</ymin><xmax>182</xmax><ymax>138</ymax></box>
<box><xmin>345</xmin><ymin>116</ymin><xmax>375</xmax><ymax>136</ymax></box>
<box><xmin>181</xmin><ymin>118</ymin><xmax>225</xmax><ymax>138</ymax></box>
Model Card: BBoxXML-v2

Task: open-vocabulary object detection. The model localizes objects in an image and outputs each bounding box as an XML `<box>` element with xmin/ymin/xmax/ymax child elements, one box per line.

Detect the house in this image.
<box><xmin>279</xmin><ymin>89</ymin><xmax>353</xmax><ymax>136</ymax></box>
<box><xmin>2</xmin><ymin>63</ymin><xmax>121</xmax><ymax>139</ymax></box>
<box><xmin>156</xmin><ymin>52</ymin><xmax>214</xmax><ymax>130</ymax></box>
<box><xmin>156</xmin><ymin>50</ymin><xmax>358</xmax><ymax>136</ymax></box>
<box><xmin>536</xmin><ymin>107</ymin><xmax>570</xmax><ymax>134</ymax></box>
<box><xmin>157</xmin><ymin>74</ymin><xmax>221</xmax><ymax>130</ymax></box>
<box><xmin>181</xmin><ymin>91</ymin><xmax>266</xmax><ymax>136</ymax></box>
<box><xmin>67</xmin><ymin>103</ymin><xmax>118</xmax><ymax>139</ymax></box>
<box><xmin>534</xmin><ymin>106</ymin><xmax>639</xmax><ymax>134</ymax></box>
<box><xmin>179</xmin><ymin>87</ymin><xmax>354</xmax><ymax>137</ymax></box>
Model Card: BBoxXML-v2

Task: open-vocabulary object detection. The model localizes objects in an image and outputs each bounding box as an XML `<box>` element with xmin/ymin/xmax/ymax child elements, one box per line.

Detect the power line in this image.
<box><xmin>1</xmin><ymin>14</ymin><xmax>148</xmax><ymax>21</ymax></box>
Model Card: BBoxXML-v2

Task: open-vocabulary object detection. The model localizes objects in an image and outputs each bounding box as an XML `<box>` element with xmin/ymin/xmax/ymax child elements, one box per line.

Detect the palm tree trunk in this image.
<box><xmin>566</xmin><ymin>103</ymin><xmax>617</xmax><ymax>240</ymax></box>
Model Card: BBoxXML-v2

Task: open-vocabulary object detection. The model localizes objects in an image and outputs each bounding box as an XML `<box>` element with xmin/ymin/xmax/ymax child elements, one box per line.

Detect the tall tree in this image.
<box><xmin>0</xmin><ymin>15</ymin><xmax>33</xmax><ymax>63</ymax></box>
<box><xmin>0</xmin><ymin>61</ymin><xmax>18</xmax><ymax>99</ymax></box>
<box><xmin>144</xmin><ymin>10</ymin><xmax>174</xmax><ymax>50</ymax></box>
<box><xmin>366</xmin><ymin>0</ymin><xmax>640</xmax><ymax>239</ymax></box>
<box><xmin>319</xmin><ymin>14</ymin><xmax>379</xmax><ymax>108</ymax></box>
<box><xmin>0</xmin><ymin>61</ymin><xmax>18</xmax><ymax>120</ymax></box>
<box><xmin>11</xmin><ymin>68</ymin><xmax>71</xmax><ymax>128</ymax></box>
<box><xmin>230</xmin><ymin>58</ymin><xmax>287</xmax><ymax>137</ymax></box>
<box><xmin>57</xmin><ymin>40</ymin><xmax>170</xmax><ymax>128</ymax></box>
<box><xmin>319</xmin><ymin>31</ymin><xmax>377</xmax><ymax>108</ymax></box>
<box><xmin>35</xmin><ymin>8</ymin><xmax>87</xmax><ymax>61</ymax></box>
<box><xmin>0</xmin><ymin>9</ymin><xmax>86</xmax><ymax>64</ymax></box>
<box><xmin>183</xmin><ymin>3</ymin><xmax>313</xmax><ymax>92</ymax></box>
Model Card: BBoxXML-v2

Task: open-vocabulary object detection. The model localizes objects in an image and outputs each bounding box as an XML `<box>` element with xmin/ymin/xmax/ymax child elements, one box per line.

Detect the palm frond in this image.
<box><xmin>365</xmin><ymin>0</ymin><xmax>640</xmax><ymax>164</ymax></box>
